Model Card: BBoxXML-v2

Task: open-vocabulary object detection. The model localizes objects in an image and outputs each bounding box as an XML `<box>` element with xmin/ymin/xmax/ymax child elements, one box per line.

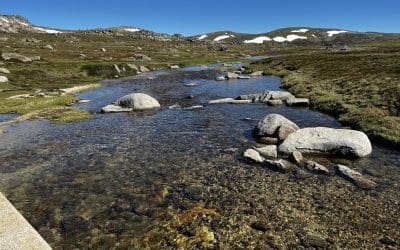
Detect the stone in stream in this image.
<box><xmin>101</xmin><ymin>104</ymin><xmax>133</xmax><ymax>113</ymax></box>
<box><xmin>267</xmin><ymin>99</ymin><xmax>283</xmax><ymax>106</ymax></box>
<box><xmin>250</xmin><ymin>71</ymin><xmax>263</xmax><ymax>76</ymax></box>
<box><xmin>286</xmin><ymin>98</ymin><xmax>310</xmax><ymax>106</ymax></box>
<box><xmin>237</xmin><ymin>93</ymin><xmax>266</xmax><ymax>102</ymax></box>
<box><xmin>337</xmin><ymin>164</ymin><xmax>377</xmax><ymax>190</ymax></box>
<box><xmin>237</xmin><ymin>91</ymin><xmax>297</xmax><ymax>104</ymax></box>
<box><xmin>301</xmin><ymin>234</ymin><xmax>330</xmax><ymax>248</ymax></box>
<box><xmin>256</xmin><ymin>136</ymin><xmax>279</xmax><ymax>145</ymax></box>
<box><xmin>0</xmin><ymin>76</ymin><xmax>8</xmax><ymax>83</ymax></box>
<box><xmin>226</xmin><ymin>72</ymin><xmax>239</xmax><ymax>79</ymax></box>
<box><xmin>215</xmin><ymin>76</ymin><xmax>226</xmax><ymax>81</ymax></box>
<box><xmin>269</xmin><ymin>91</ymin><xmax>296</xmax><ymax>102</ymax></box>
<box><xmin>139</xmin><ymin>65</ymin><xmax>150</xmax><ymax>73</ymax></box>
<box><xmin>279</xmin><ymin>127</ymin><xmax>372</xmax><ymax>158</ymax></box>
<box><xmin>208</xmin><ymin>98</ymin><xmax>252</xmax><ymax>104</ymax></box>
<box><xmin>116</xmin><ymin>93</ymin><xmax>161</xmax><ymax>110</ymax></box>
<box><xmin>238</xmin><ymin>75</ymin><xmax>251</xmax><ymax>79</ymax></box>
<box><xmin>253</xmin><ymin>145</ymin><xmax>278</xmax><ymax>158</ymax></box>
<box><xmin>78</xmin><ymin>99</ymin><xmax>91</xmax><ymax>104</ymax></box>
<box><xmin>291</xmin><ymin>151</ymin><xmax>305</xmax><ymax>165</ymax></box>
<box><xmin>183</xmin><ymin>105</ymin><xmax>204</xmax><ymax>110</ymax></box>
<box><xmin>169</xmin><ymin>65</ymin><xmax>180</xmax><ymax>69</ymax></box>
<box><xmin>265</xmin><ymin>159</ymin><xmax>295</xmax><ymax>173</ymax></box>
<box><xmin>185</xmin><ymin>83</ymin><xmax>197</xmax><ymax>87</ymax></box>
<box><xmin>304</xmin><ymin>160</ymin><xmax>330</xmax><ymax>175</ymax></box>
<box><xmin>1</xmin><ymin>52</ymin><xmax>32</xmax><ymax>62</ymax></box>
<box><xmin>243</xmin><ymin>149</ymin><xmax>265</xmax><ymax>163</ymax></box>
<box><xmin>0</xmin><ymin>68</ymin><xmax>10</xmax><ymax>74</ymax></box>
<box><xmin>252</xmin><ymin>114</ymin><xmax>299</xmax><ymax>141</ymax></box>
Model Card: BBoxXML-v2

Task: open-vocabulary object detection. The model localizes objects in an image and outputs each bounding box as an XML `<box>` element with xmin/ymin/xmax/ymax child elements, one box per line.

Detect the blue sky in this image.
<box><xmin>0</xmin><ymin>0</ymin><xmax>399</xmax><ymax>35</ymax></box>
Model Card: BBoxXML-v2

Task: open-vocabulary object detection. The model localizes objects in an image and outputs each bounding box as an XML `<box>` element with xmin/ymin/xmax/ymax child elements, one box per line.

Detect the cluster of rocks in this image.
<box><xmin>215</xmin><ymin>72</ymin><xmax>251</xmax><ymax>81</ymax></box>
<box><xmin>238</xmin><ymin>91</ymin><xmax>309</xmax><ymax>106</ymax></box>
<box><xmin>101</xmin><ymin>93</ymin><xmax>161</xmax><ymax>113</ymax></box>
<box><xmin>244</xmin><ymin>114</ymin><xmax>377</xmax><ymax>189</ymax></box>
<box><xmin>208</xmin><ymin>90</ymin><xmax>309</xmax><ymax>107</ymax></box>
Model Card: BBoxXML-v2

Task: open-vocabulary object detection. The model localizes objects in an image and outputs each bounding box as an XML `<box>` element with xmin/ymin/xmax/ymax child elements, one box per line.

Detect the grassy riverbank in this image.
<box><xmin>0</xmin><ymin>32</ymin><xmax>256</xmax><ymax>123</ymax></box>
<box><xmin>249</xmin><ymin>42</ymin><xmax>400</xmax><ymax>146</ymax></box>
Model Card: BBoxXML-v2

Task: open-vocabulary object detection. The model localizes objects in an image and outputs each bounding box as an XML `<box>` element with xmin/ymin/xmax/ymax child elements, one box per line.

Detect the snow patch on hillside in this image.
<box><xmin>244</xmin><ymin>36</ymin><xmax>271</xmax><ymax>44</ymax></box>
<box><xmin>33</xmin><ymin>27</ymin><xmax>62</xmax><ymax>34</ymax></box>
<box><xmin>291</xmin><ymin>29</ymin><xmax>309</xmax><ymax>33</ymax></box>
<box><xmin>16</xmin><ymin>20</ymin><xmax>28</xmax><ymax>26</ymax></box>
<box><xmin>198</xmin><ymin>34</ymin><xmax>208</xmax><ymax>40</ymax></box>
<box><xmin>0</xmin><ymin>17</ymin><xmax>9</xmax><ymax>23</ymax></box>
<box><xmin>213</xmin><ymin>34</ymin><xmax>234</xmax><ymax>41</ymax></box>
<box><xmin>124</xmin><ymin>28</ymin><xmax>140</xmax><ymax>32</ymax></box>
<box><xmin>327</xmin><ymin>30</ymin><xmax>348</xmax><ymax>37</ymax></box>
<box><xmin>273</xmin><ymin>34</ymin><xmax>307</xmax><ymax>42</ymax></box>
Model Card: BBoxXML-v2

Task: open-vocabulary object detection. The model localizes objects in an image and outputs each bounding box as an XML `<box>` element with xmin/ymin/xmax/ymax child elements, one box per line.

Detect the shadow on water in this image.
<box><xmin>0</xmin><ymin>67</ymin><xmax>399</xmax><ymax>248</ymax></box>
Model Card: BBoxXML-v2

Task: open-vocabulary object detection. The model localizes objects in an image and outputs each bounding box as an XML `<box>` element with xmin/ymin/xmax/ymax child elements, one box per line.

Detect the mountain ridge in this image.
<box><xmin>1</xmin><ymin>14</ymin><xmax>399</xmax><ymax>45</ymax></box>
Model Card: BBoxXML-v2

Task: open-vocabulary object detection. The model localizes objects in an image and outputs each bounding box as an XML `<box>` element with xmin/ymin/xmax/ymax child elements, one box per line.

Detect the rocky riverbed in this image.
<box><xmin>0</xmin><ymin>67</ymin><xmax>399</xmax><ymax>249</ymax></box>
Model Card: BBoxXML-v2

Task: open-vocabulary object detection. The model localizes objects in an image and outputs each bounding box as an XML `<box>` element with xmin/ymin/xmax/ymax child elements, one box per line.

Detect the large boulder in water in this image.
<box><xmin>116</xmin><ymin>93</ymin><xmax>161</xmax><ymax>110</ymax></box>
<box><xmin>253</xmin><ymin>114</ymin><xmax>299</xmax><ymax>141</ymax></box>
<box><xmin>279</xmin><ymin>127</ymin><xmax>372</xmax><ymax>158</ymax></box>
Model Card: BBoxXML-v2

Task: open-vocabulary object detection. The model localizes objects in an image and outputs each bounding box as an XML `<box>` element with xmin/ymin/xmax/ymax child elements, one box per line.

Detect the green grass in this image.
<box><xmin>0</xmin><ymin>95</ymin><xmax>91</xmax><ymax>123</ymax></box>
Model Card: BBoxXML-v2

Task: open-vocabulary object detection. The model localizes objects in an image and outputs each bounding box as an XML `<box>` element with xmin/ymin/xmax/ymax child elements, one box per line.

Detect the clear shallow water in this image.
<box><xmin>0</xmin><ymin>113</ymin><xmax>18</xmax><ymax>122</ymax></box>
<box><xmin>0</xmin><ymin>69</ymin><xmax>399</xmax><ymax>248</ymax></box>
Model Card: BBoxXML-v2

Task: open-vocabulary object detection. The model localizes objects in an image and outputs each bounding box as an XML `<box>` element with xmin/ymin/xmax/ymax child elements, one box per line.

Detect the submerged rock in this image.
<box><xmin>252</xmin><ymin>114</ymin><xmax>299</xmax><ymax>141</ymax></box>
<box><xmin>215</xmin><ymin>76</ymin><xmax>226</xmax><ymax>81</ymax></box>
<box><xmin>305</xmin><ymin>160</ymin><xmax>330</xmax><ymax>175</ymax></box>
<box><xmin>265</xmin><ymin>159</ymin><xmax>295</xmax><ymax>173</ymax></box>
<box><xmin>101</xmin><ymin>104</ymin><xmax>132</xmax><ymax>113</ymax></box>
<box><xmin>291</xmin><ymin>151</ymin><xmax>304</xmax><ymax>165</ymax></box>
<box><xmin>184</xmin><ymin>105</ymin><xmax>204</xmax><ymax>110</ymax></box>
<box><xmin>243</xmin><ymin>149</ymin><xmax>265</xmax><ymax>163</ymax></box>
<box><xmin>337</xmin><ymin>164</ymin><xmax>377</xmax><ymax>190</ymax></box>
<box><xmin>279</xmin><ymin>127</ymin><xmax>372</xmax><ymax>158</ymax></box>
<box><xmin>116</xmin><ymin>93</ymin><xmax>161</xmax><ymax>110</ymax></box>
<box><xmin>253</xmin><ymin>145</ymin><xmax>278</xmax><ymax>158</ymax></box>
<box><xmin>185</xmin><ymin>83</ymin><xmax>198</xmax><ymax>87</ymax></box>
<box><xmin>209</xmin><ymin>98</ymin><xmax>252</xmax><ymax>104</ymax></box>
<box><xmin>301</xmin><ymin>234</ymin><xmax>330</xmax><ymax>248</ymax></box>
